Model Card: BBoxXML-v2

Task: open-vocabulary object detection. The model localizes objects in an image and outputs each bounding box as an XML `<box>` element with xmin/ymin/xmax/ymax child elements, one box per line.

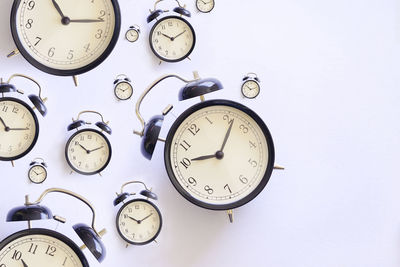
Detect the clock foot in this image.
<box><xmin>11</xmin><ymin>160</ymin><xmax>15</xmax><ymax>167</ymax></box>
<box><xmin>200</xmin><ymin>95</ymin><xmax>205</xmax><ymax>102</ymax></box>
<box><xmin>73</xmin><ymin>76</ymin><xmax>79</xmax><ymax>87</ymax></box>
<box><xmin>273</xmin><ymin>164</ymin><xmax>285</xmax><ymax>170</ymax></box>
<box><xmin>7</xmin><ymin>49</ymin><xmax>20</xmax><ymax>58</ymax></box>
<box><xmin>125</xmin><ymin>244</ymin><xmax>129</xmax><ymax>248</ymax></box>
<box><xmin>227</xmin><ymin>210</ymin><xmax>234</xmax><ymax>223</ymax></box>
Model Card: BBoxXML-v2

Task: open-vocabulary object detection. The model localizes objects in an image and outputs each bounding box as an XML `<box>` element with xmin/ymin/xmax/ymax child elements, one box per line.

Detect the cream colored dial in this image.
<box><xmin>13</xmin><ymin>0</ymin><xmax>117</xmax><ymax>72</ymax></box>
<box><xmin>196</xmin><ymin>0</ymin><xmax>215</xmax><ymax>13</ymax></box>
<box><xmin>0</xmin><ymin>232</ymin><xmax>85</xmax><ymax>267</ymax></box>
<box><xmin>242</xmin><ymin>80</ymin><xmax>260</xmax><ymax>99</ymax></box>
<box><xmin>167</xmin><ymin>103</ymin><xmax>272</xmax><ymax>209</ymax></box>
<box><xmin>114</xmin><ymin>82</ymin><xmax>133</xmax><ymax>100</ymax></box>
<box><xmin>28</xmin><ymin>165</ymin><xmax>47</xmax><ymax>184</ymax></box>
<box><xmin>65</xmin><ymin>130</ymin><xmax>111</xmax><ymax>175</ymax></box>
<box><xmin>126</xmin><ymin>29</ymin><xmax>139</xmax><ymax>42</ymax></box>
<box><xmin>150</xmin><ymin>16</ymin><xmax>195</xmax><ymax>62</ymax></box>
<box><xmin>117</xmin><ymin>200</ymin><xmax>162</xmax><ymax>245</ymax></box>
<box><xmin>0</xmin><ymin>99</ymin><xmax>38</xmax><ymax>160</ymax></box>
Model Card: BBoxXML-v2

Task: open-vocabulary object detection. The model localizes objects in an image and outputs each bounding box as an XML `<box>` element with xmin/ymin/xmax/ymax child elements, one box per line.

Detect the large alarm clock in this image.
<box><xmin>0</xmin><ymin>74</ymin><xmax>47</xmax><ymax>165</ymax></box>
<box><xmin>0</xmin><ymin>188</ymin><xmax>107</xmax><ymax>266</ymax></box>
<box><xmin>9</xmin><ymin>0</ymin><xmax>121</xmax><ymax>85</ymax></box>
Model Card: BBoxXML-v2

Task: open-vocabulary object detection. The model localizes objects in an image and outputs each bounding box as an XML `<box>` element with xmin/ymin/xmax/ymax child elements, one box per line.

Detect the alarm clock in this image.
<box><xmin>0</xmin><ymin>188</ymin><xmax>107</xmax><ymax>266</ymax></box>
<box><xmin>147</xmin><ymin>0</ymin><xmax>196</xmax><ymax>63</ymax></box>
<box><xmin>241</xmin><ymin>73</ymin><xmax>261</xmax><ymax>99</ymax></box>
<box><xmin>113</xmin><ymin>74</ymin><xmax>133</xmax><ymax>101</ymax></box>
<box><xmin>134</xmin><ymin>71</ymin><xmax>284</xmax><ymax>222</ymax></box>
<box><xmin>114</xmin><ymin>181</ymin><xmax>162</xmax><ymax>246</ymax></box>
<box><xmin>0</xmin><ymin>74</ymin><xmax>47</xmax><ymax>166</ymax></box>
<box><xmin>8</xmin><ymin>0</ymin><xmax>121</xmax><ymax>86</ymax></box>
<box><xmin>126</xmin><ymin>25</ymin><xmax>140</xmax><ymax>43</ymax></box>
<box><xmin>65</xmin><ymin>110</ymin><xmax>112</xmax><ymax>176</ymax></box>
<box><xmin>196</xmin><ymin>0</ymin><xmax>215</xmax><ymax>13</ymax></box>
<box><xmin>28</xmin><ymin>157</ymin><xmax>48</xmax><ymax>184</ymax></box>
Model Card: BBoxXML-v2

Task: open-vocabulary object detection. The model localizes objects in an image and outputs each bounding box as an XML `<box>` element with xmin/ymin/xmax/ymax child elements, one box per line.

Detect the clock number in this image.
<box><xmin>180</xmin><ymin>158</ymin><xmax>191</xmax><ymax>169</ymax></box>
<box><xmin>25</xmin><ymin>19</ymin><xmax>33</xmax><ymax>29</ymax></box>
<box><xmin>62</xmin><ymin>257</ymin><xmax>67</xmax><ymax>266</ymax></box>
<box><xmin>239</xmin><ymin>175</ymin><xmax>248</xmax><ymax>184</ymax></box>
<box><xmin>1</xmin><ymin>106</ymin><xmax>8</xmax><ymax>112</ymax></box>
<box><xmin>249</xmin><ymin>141</ymin><xmax>257</xmax><ymax>149</ymax></box>
<box><xmin>48</xmin><ymin>47</ymin><xmax>55</xmax><ymax>57</ymax></box>
<box><xmin>27</xmin><ymin>0</ymin><xmax>35</xmax><ymax>10</ymax></box>
<box><xmin>11</xmin><ymin>250</ymin><xmax>22</xmax><ymax>260</ymax></box>
<box><xmin>84</xmin><ymin>43</ymin><xmax>91</xmax><ymax>52</ymax></box>
<box><xmin>95</xmin><ymin>29</ymin><xmax>103</xmax><ymax>39</ymax></box>
<box><xmin>248</xmin><ymin>159</ymin><xmax>258</xmax><ymax>168</ymax></box>
<box><xmin>188</xmin><ymin>177</ymin><xmax>197</xmax><ymax>186</ymax></box>
<box><xmin>223</xmin><ymin>115</ymin><xmax>233</xmax><ymax>124</ymax></box>
<box><xmin>98</xmin><ymin>10</ymin><xmax>106</xmax><ymax>21</ymax></box>
<box><xmin>67</xmin><ymin>50</ymin><xmax>74</xmax><ymax>60</ymax></box>
<box><xmin>28</xmin><ymin>243</ymin><xmax>38</xmax><ymax>254</ymax></box>
<box><xmin>180</xmin><ymin>140</ymin><xmax>191</xmax><ymax>151</ymax></box>
<box><xmin>224</xmin><ymin>184</ymin><xmax>232</xmax><ymax>193</ymax></box>
<box><xmin>188</xmin><ymin>124</ymin><xmax>200</xmax><ymax>136</ymax></box>
<box><xmin>168</xmin><ymin>21</ymin><xmax>173</xmax><ymax>27</ymax></box>
<box><xmin>12</xmin><ymin>107</ymin><xmax>19</xmax><ymax>113</ymax></box>
<box><xmin>34</xmin><ymin>37</ymin><xmax>42</xmax><ymax>46</ymax></box>
<box><xmin>45</xmin><ymin>245</ymin><xmax>56</xmax><ymax>256</ymax></box>
<box><xmin>205</xmin><ymin>117</ymin><xmax>213</xmax><ymax>124</ymax></box>
<box><xmin>239</xmin><ymin>124</ymin><xmax>249</xmax><ymax>133</ymax></box>
<box><xmin>204</xmin><ymin>185</ymin><xmax>214</xmax><ymax>195</ymax></box>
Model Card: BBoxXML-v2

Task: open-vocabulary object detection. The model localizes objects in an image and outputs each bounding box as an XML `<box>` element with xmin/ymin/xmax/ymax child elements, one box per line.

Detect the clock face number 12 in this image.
<box><xmin>165</xmin><ymin>100</ymin><xmax>275</xmax><ymax>210</ymax></box>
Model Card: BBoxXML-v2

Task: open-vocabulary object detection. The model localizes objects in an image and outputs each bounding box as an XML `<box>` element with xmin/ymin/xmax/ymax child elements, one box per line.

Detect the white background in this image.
<box><xmin>0</xmin><ymin>0</ymin><xmax>399</xmax><ymax>266</ymax></box>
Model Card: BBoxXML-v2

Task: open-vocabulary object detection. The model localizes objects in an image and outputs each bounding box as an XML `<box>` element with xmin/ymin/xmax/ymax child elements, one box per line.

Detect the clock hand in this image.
<box><xmin>51</xmin><ymin>0</ymin><xmax>66</xmax><ymax>19</ymax></box>
<box><xmin>246</xmin><ymin>85</ymin><xmax>253</xmax><ymax>90</ymax></box>
<box><xmin>173</xmin><ymin>30</ymin><xmax>187</xmax><ymax>40</ymax></box>
<box><xmin>161</xmin><ymin>33</ymin><xmax>174</xmax><ymax>41</ymax></box>
<box><xmin>69</xmin><ymin>18</ymin><xmax>105</xmax><ymax>23</ymax></box>
<box><xmin>220</xmin><ymin>119</ymin><xmax>234</xmax><ymax>152</ymax></box>
<box><xmin>191</xmin><ymin>154</ymin><xmax>216</xmax><ymax>161</ymax></box>
<box><xmin>128</xmin><ymin>216</ymin><xmax>140</xmax><ymax>224</ymax></box>
<box><xmin>140</xmin><ymin>213</ymin><xmax>154</xmax><ymax>222</ymax></box>
<box><xmin>201</xmin><ymin>0</ymin><xmax>207</xmax><ymax>4</ymax></box>
<box><xmin>33</xmin><ymin>170</ymin><xmax>39</xmax><ymax>175</ymax></box>
<box><xmin>21</xmin><ymin>259</ymin><xmax>29</xmax><ymax>267</ymax></box>
<box><xmin>78</xmin><ymin>144</ymin><xmax>90</xmax><ymax>154</ymax></box>
<box><xmin>8</xmin><ymin>127</ymin><xmax>30</xmax><ymax>131</ymax></box>
<box><xmin>89</xmin><ymin>146</ymin><xmax>104</xmax><ymax>153</ymax></box>
<box><xmin>0</xmin><ymin>117</ymin><xmax>8</xmax><ymax>129</ymax></box>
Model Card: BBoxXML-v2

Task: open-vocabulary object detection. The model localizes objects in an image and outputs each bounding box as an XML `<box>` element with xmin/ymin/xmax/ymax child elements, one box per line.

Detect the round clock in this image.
<box><xmin>164</xmin><ymin>99</ymin><xmax>275</xmax><ymax>210</ymax></box>
<box><xmin>65</xmin><ymin>111</ymin><xmax>112</xmax><ymax>176</ymax></box>
<box><xmin>10</xmin><ymin>0</ymin><xmax>121</xmax><ymax>76</ymax></box>
<box><xmin>196</xmin><ymin>0</ymin><xmax>215</xmax><ymax>13</ymax></box>
<box><xmin>125</xmin><ymin>25</ymin><xmax>140</xmax><ymax>43</ymax></box>
<box><xmin>0</xmin><ymin>74</ymin><xmax>47</xmax><ymax>163</ymax></box>
<box><xmin>28</xmin><ymin>158</ymin><xmax>48</xmax><ymax>184</ymax></box>
<box><xmin>0</xmin><ymin>229</ymin><xmax>88</xmax><ymax>267</ymax></box>
<box><xmin>114</xmin><ymin>181</ymin><xmax>162</xmax><ymax>246</ymax></box>
<box><xmin>113</xmin><ymin>74</ymin><xmax>133</xmax><ymax>101</ymax></box>
<box><xmin>241</xmin><ymin>73</ymin><xmax>261</xmax><ymax>99</ymax></box>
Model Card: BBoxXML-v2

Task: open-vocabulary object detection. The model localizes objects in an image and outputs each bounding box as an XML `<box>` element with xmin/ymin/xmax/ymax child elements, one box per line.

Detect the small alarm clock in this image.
<box><xmin>241</xmin><ymin>73</ymin><xmax>261</xmax><ymax>99</ymax></box>
<box><xmin>28</xmin><ymin>157</ymin><xmax>48</xmax><ymax>184</ymax></box>
<box><xmin>114</xmin><ymin>181</ymin><xmax>162</xmax><ymax>246</ymax></box>
<box><xmin>126</xmin><ymin>25</ymin><xmax>141</xmax><ymax>43</ymax></box>
<box><xmin>113</xmin><ymin>74</ymin><xmax>133</xmax><ymax>101</ymax></box>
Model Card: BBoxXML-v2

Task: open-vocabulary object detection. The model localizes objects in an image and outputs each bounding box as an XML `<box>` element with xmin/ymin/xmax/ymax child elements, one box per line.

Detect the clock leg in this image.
<box><xmin>73</xmin><ymin>76</ymin><xmax>79</xmax><ymax>87</ymax></box>
<box><xmin>227</xmin><ymin>210</ymin><xmax>234</xmax><ymax>223</ymax></box>
<box><xmin>11</xmin><ymin>160</ymin><xmax>15</xmax><ymax>167</ymax></box>
<box><xmin>7</xmin><ymin>48</ymin><xmax>20</xmax><ymax>58</ymax></box>
<box><xmin>273</xmin><ymin>164</ymin><xmax>285</xmax><ymax>170</ymax></box>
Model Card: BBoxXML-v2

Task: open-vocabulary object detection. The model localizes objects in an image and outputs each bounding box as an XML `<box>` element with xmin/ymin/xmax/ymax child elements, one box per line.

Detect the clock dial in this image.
<box><xmin>242</xmin><ymin>80</ymin><xmax>260</xmax><ymax>99</ymax></box>
<box><xmin>126</xmin><ymin>29</ymin><xmax>139</xmax><ymax>42</ymax></box>
<box><xmin>11</xmin><ymin>0</ymin><xmax>120</xmax><ymax>75</ymax></box>
<box><xmin>165</xmin><ymin>100</ymin><xmax>274</xmax><ymax>210</ymax></box>
<box><xmin>114</xmin><ymin>82</ymin><xmax>133</xmax><ymax>100</ymax></box>
<box><xmin>196</xmin><ymin>0</ymin><xmax>215</xmax><ymax>13</ymax></box>
<box><xmin>28</xmin><ymin>165</ymin><xmax>47</xmax><ymax>184</ymax></box>
<box><xmin>0</xmin><ymin>98</ymin><xmax>39</xmax><ymax>161</ymax></box>
<box><xmin>117</xmin><ymin>200</ymin><xmax>162</xmax><ymax>245</ymax></box>
<box><xmin>65</xmin><ymin>129</ymin><xmax>111</xmax><ymax>175</ymax></box>
<box><xmin>149</xmin><ymin>16</ymin><xmax>195</xmax><ymax>62</ymax></box>
<box><xmin>0</xmin><ymin>229</ymin><xmax>88</xmax><ymax>267</ymax></box>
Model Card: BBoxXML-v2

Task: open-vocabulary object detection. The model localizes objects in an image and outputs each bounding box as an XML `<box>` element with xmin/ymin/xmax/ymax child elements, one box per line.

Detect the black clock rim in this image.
<box><xmin>149</xmin><ymin>16</ymin><xmax>196</xmax><ymax>63</ymax></box>
<box><xmin>125</xmin><ymin>29</ymin><xmax>139</xmax><ymax>42</ymax></box>
<box><xmin>10</xmin><ymin>0</ymin><xmax>121</xmax><ymax>76</ymax></box>
<box><xmin>241</xmin><ymin>81</ymin><xmax>260</xmax><ymax>99</ymax></box>
<box><xmin>28</xmin><ymin>165</ymin><xmax>47</xmax><ymax>184</ymax></box>
<box><xmin>115</xmin><ymin>199</ymin><xmax>163</xmax><ymax>246</ymax></box>
<box><xmin>65</xmin><ymin>129</ymin><xmax>112</xmax><ymax>176</ymax></box>
<box><xmin>0</xmin><ymin>97</ymin><xmax>39</xmax><ymax>162</ymax></box>
<box><xmin>114</xmin><ymin>81</ymin><xmax>133</xmax><ymax>100</ymax></box>
<box><xmin>196</xmin><ymin>0</ymin><xmax>215</xmax><ymax>13</ymax></box>
<box><xmin>0</xmin><ymin>228</ymin><xmax>89</xmax><ymax>267</ymax></box>
<box><xmin>164</xmin><ymin>99</ymin><xmax>275</xmax><ymax>211</ymax></box>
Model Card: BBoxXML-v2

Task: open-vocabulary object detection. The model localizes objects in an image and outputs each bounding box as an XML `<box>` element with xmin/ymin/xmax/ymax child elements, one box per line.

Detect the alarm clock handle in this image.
<box><xmin>75</xmin><ymin>110</ymin><xmax>109</xmax><ymax>125</ymax></box>
<box><xmin>25</xmin><ymin>188</ymin><xmax>102</xmax><ymax>236</ymax></box>
<box><xmin>7</xmin><ymin>74</ymin><xmax>46</xmax><ymax>100</ymax></box>
<box><xmin>120</xmin><ymin>180</ymin><xmax>150</xmax><ymax>194</ymax></box>
<box><xmin>134</xmin><ymin>73</ymin><xmax>199</xmax><ymax>136</ymax></box>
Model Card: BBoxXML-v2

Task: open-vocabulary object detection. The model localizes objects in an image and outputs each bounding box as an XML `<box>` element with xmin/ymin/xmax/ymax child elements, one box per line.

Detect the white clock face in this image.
<box><xmin>242</xmin><ymin>80</ymin><xmax>260</xmax><ymax>99</ymax></box>
<box><xmin>126</xmin><ymin>29</ymin><xmax>139</xmax><ymax>42</ymax></box>
<box><xmin>28</xmin><ymin>165</ymin><xmax>47</xmax><ymax>184</ymax></box>
<box><xmin>115</xmin><ymin>82</ymin><xmax>133</xmax><ymax>100</ymax></box>
<box><xmin>0</xmin><ymin>99</ymin><xmax>38</xmax><ymax>160</ymax></box>
<box><xmin>166</xmin><ymin>102</ymin><xmax>273</xmax><ymax>209</ymax></box>
<box><xmin>13</xmin><ymin>0</ymin><xmax>117</xmax><ymax>73</ymax></box>
<box><xmin>0</xmin><ymin>232</ymin><xmax>85</xmax><ymax>267</ymax></box>
<box><xmin>150</xmin><ymin>16</ymin><xmax>195</xmax><ymax>62</ymax></box>
<box><xmin>196</xmin><ymin>0</ymin><xmax>215</xmax><ymax>13</ymax></box>
<box><xmin>117</xmin><ymin>200</ymin><xmax>162</xmax><ymax>245</ymax></box>
<box><xmin>66</xmin><ymin>130</ymin><xmax>111</xmax><ymax>175</ymax></box>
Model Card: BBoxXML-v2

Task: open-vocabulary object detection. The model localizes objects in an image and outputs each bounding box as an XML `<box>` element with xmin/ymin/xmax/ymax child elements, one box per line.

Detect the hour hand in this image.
<box><xmin>52</xmin><ymin>0</ymin><xmax>65</xmax><ymax>19</ymax></box>
<box><xmin>161</xmin><ymin>33</ymin><xmax>173</xmax><ymax>41</ymax></box>
<box><xmin>191</xmin><ymin>154</ymin><xmax>216</xmax><ymax>161</ymax></box>
<box><xmin>21</xmin><ymin>259</ymin><xmax>29</xmax><ymax>267</ymax></box>
<box><xmin>78</xmin><ymin>144</ymin><xmax>90</xmax><ymax>154</ymax></box>
<box><xmin>0</xmin><ymin>117</ymin><xmax>7</xmax><ymax>129</ymax></box>
<box><xmin>128</xmin><ymin>216</ymin><xmax>140</xmax><ymax>224</ymax></box>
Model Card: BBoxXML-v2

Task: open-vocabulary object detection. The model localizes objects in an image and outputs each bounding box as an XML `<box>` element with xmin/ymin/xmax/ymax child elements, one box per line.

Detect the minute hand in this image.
<box><xmin>173</xmin><ymin>30</ymin><xmax>186</xmax><ymax>39</ymax></box>
<box><xmin>69</xmin><ymin>19</ymin><xmax>104</xmax><ymax>23</ymax></box>
<box><xmin>220</xmin><ymin>119</ymin><xmax>234</xmax><ymax>152</ymax></box>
